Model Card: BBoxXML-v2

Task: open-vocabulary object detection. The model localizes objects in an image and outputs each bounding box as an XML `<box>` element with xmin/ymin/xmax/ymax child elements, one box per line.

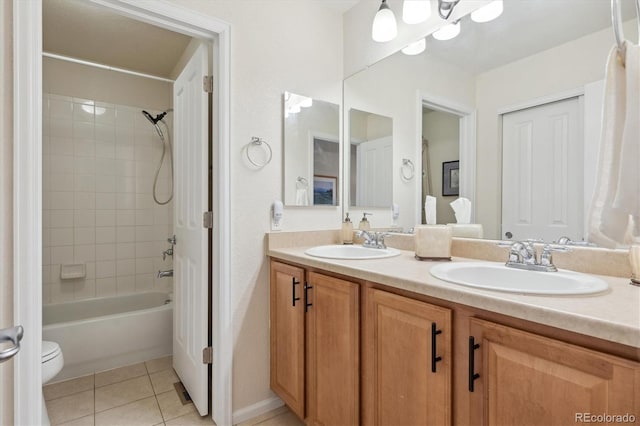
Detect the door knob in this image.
<box><xmin>0</xmin><ymin>325</ymin><xmax>24</xmax><ymax>363</ymax></box>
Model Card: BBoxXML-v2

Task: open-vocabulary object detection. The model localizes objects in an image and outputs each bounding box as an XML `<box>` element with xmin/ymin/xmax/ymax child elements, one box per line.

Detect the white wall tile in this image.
<box><xmin>135</xmin><ymin>274</ymin><xmax>154</xmax><ymax>292</ymax></box>
<box><xmin>95</xmin><ymin>158</ymin><xmax>116</xmax><ymax>176</ymax></box>
<box><xmin>75</xmin><ymin>157</ymin><xmax>96</xmax><ymax>175</ymax></box>
<box><xmin>116</xmin><ymin>275</ymin><xmax>135</xmax><ymax>294</ymax></box>
<box><xmin>50</xmin><ymin>174</ymin><xmax>75</xmax><ymax>192</ymax></box>
<box><xmin>96</xmin><ymin>244</ymin><xmax>116</xmax><ymax>261</ymax></box>
<box><xmin>135</xmin><ymin>226</ymin><xmax>155</xmax><ymax>242</ymax></box>
<box><xmin>116</xmin><ymin>193</ymin><xmax>135</xmax><ymax>210</ymax></box>
<box><xmin>116</xmin><ymin>176</ymin><xmax>135</xmax><ymax>193</ymax></box>
<box><xmin>50</xmin><ymin>156</ymin><xmax>75</xmax><ymax>174</ymax></box>
<box><xmin>116</xmin><ymin>226</ymin><xmax>136</xmax><ymax>243</ymax></box>
<box><xmin>74</xmin><ymin>244</ymin><xmax>96</xmax><ymax>263</ymax></box>
<box><xmin>135</xmin><ymin>194</ymin><xmax>153</xmax><ymax>210</ymax></box>
<box><xmin>95</xmin><ymin>141</ymin><xmax>116</xmax><ymax>159</ymax></box>
<box><xmin>50</xmin><ymin>120</ymin><xmax>73</xmax><ymax>138</ymax></box>
<box><xmin>116</xmin><ymin>259</ymin><xmax>136</xmax><ymax>276</ymax></box>
<box><xmin>116</xmin><ymin>160</ymin><xmax>136</xmax><ymax>177</ymax></box>
<box><xmin>136</xmin><ymin>209</ymin><xmax>154</xmax><ymax>226</ymax></box>
<box><xmin>50</xmin><ymin>210</ymin><xmax>74</xmax><ymax>228</ymax></box>
<box><xmin>73</xmin><ymin>121</ymin><xmax>94</xmax><ymax>140</ymax></box>
<box><xmin>74</xmin><ymin>175</ymin><xmax>95</xmax><ymax>192</ymax></box>
<box><xmin>95</xmin><ymin>210</ymin><xmax>116</xmax><ymax>227</ymax></box>
<box><xmin>116</xmin><ymin>210</ymin><xmax>136</xmax><ymax>226</ymax></box>
<box><xmin>95</xmin><ymin>227</ymin><xmax>116</xmax><ymax>244</ymax></box>
<box><xmin>50</xmin><ymin>137</ymin><xmax>75</xmax><ymax>156</ymax></box>
<box><xmin>74</xmin><ymin>192</ymin><xmax>96</xmax><ymax>210</ymax></box>
<box><xmin>95</xmin><ymin>107</ymin><xmax>115</xmax><ymax>125</ymax></box>
<box><xmin>116</xmin><ymin>243</ymin><xmax>136</xmax><ymax>260</ymax></box>
<box><xmin>50</xmin><ymin>228</ymin><xmax>74</xmax><ymax>246</ymax></box>
<box><xmin>96</xmin><ymin>193</ymin><xmax>116</xmax><ymax>210</ymax></box>
<box><xmin>135</xmin><ymin>258</ymin><xmax>154</xmax><ymax>275</ymax></box>
<box><xmin>95</xmin><ymin>123</ymin><xmax>115</xmax><ymax>143</ymax></box>
<box><xmin>96</xmin><ymin>261</ymin><xmax>116</xmax><ymax>279</ymax></box>
<box><xmin>73</xmin><ymin>140</ymin><xmax>96</xmax><ymax>157</ymax></box>
<box><xmin>73</xmin><ymin>103</ymin><xmax>95</xmax><ymax>123</ymax></box>
<box><xmin>50</xmin><ymin>282</ymin><xmax>75</xmax><ymax>303</ymax></box>
<box><xmin>74</xmin><ymin>210</ymin><xmax>96</xmax><ymax>228</ymax></box>
<box><xmin>51</xmin><ymin>246</ymin><xmax>74</xmax><ymax>264</ymax></box>
<box><xmin>135</xmin><ymin>242</ymin><xmax>156</xmax><ymax>258</ymax></box>
<box><xmin>74</xmin><ymin>227</ymin><xmax>95</xmax><ymax>245</ymax></box>
<box><xmin>96</xmin><ymin>175</ymin><xmax>117</xmax><ymax>193</ymax></box>
<box><xmin>49</xmin><ymin>99</ymin><xmax>73</xmax><ymax>120</ymax></box>
<box><xmin>96</xmin><ymin>277</ymin><xmax>117</xmax><ymax>297</ymax></box>
<box><xmin>74</xmin><ymin>279</ymin><xmax>96</xmax><ymax>300</ymax></box>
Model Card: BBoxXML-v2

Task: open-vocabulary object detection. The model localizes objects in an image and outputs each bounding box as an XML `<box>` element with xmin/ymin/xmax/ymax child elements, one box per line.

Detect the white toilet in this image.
<box><xmin>42</xmin><ymin>341</ymin><xmax>64</xmax><ymax>426</ymax></box>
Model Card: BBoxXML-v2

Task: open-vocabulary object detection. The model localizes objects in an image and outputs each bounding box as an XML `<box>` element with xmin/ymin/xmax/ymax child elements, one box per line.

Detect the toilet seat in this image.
<box><xmin>42</xmin><ymin>341</ymin><xmax>62</xmax><ymax>363</ymax></box>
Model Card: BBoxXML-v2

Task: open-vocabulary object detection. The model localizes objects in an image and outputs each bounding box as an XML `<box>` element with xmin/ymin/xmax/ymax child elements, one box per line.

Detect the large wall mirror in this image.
<box><xmin>343</xmin><ymin>0</ymin><xmax>639</xmax><ymax>242</ymax></box>
<box><xmin>283</xmin><ymin>91</ymin><xmax>340</xmax><ymax>206</ymax></box>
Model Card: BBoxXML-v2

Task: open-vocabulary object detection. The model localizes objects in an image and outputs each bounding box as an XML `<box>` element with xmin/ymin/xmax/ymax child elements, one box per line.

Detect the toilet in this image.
<box><xmin>42</xmin><ymin>341</ymin><xmax>64</xmax><ymax>426</ymax></box>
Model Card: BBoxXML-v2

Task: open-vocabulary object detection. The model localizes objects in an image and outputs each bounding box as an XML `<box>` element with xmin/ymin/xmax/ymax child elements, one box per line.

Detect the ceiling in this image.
<box><xmin>419</xmin><ymin>0</ymin><xmax>639</xmax><ymax>75</ymax></box>
<box><xmin>43</xmin><ymin>0</ymin><xmax>193</xmax><ymax>79</ymax></box>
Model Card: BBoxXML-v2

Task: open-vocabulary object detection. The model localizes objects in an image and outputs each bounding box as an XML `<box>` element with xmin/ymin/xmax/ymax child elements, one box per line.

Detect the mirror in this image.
<box><xmin>343</xmin><ymin>0</ymin><xmax>639</xmax><ymax>241</ymax></box>
<box><xmin>283</xmin><ymin>92</ymin><xmax>340</xmax><ymax>206</ymax></box>
<box><xmin>348</xmin><ymin>108</ymin><xmax>393</xmax><ymax>208</ymax></box>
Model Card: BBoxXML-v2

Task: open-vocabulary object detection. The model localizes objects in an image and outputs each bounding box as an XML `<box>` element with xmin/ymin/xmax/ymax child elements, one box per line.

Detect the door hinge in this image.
<box><xmin>203</xmin><ymin>211</ymin><xmax>213</xmax><ymax>229</ymax></box>
<box><xmin>203</xmin><ymin>75</ymin><xmax>213</xmax><ymax>93</ymax></box>
<box><xmin>203</xmin><ymin>346</ymin><xmax>213</xmax><ymax>364</ymax></box>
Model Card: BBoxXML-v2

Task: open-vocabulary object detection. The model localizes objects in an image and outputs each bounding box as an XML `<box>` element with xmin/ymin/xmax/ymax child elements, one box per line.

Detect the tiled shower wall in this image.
<box><xmin>42</xmin><ymin>93</ymin><xmax>173</xmax><ymax>304</ymax></box>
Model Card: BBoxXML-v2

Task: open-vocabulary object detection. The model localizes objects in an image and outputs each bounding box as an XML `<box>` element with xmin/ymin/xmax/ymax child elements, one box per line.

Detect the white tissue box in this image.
<box><xmin>446</xmin><ymin>223</ymin><xmax>484</xmax><ymax>239</ymax></box>
<box><xmin>414</xmin><ymin>225</ymin><xmax>452</xmax><ymax>260</ymax></box>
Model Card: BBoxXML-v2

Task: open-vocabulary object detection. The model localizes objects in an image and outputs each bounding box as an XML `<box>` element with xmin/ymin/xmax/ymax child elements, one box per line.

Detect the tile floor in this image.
<box><xmin>44</xmin><ymin>356</ymin><xmax>304</xmax><ymax>426</ymax></box>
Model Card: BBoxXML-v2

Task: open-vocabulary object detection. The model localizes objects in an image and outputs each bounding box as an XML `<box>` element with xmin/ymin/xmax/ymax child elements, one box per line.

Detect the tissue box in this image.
<box><xmin>414</xmin><ymin>225</ymin><xmax>452</xmax><ymax>260</ymax></box>
<box><xmin>446</xmin><ymin>223</ymin><xmax>484</xmax><ymax>239</ymax></box>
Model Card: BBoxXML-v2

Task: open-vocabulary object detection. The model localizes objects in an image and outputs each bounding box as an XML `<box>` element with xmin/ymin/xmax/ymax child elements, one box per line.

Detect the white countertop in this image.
<box><xmin>268</xmin><ymin>246</ymin><xmax>640</xmax><ymax>348</ymax></box>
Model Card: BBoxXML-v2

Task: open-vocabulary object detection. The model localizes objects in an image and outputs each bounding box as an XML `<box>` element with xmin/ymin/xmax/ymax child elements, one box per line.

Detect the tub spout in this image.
<box><xmin>157</xmin><ymin>269</ymin><xmax>173</xmax><ymax>278</ymax></box>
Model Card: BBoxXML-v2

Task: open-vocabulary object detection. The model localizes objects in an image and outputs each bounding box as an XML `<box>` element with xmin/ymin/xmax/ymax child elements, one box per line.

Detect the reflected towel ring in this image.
<box><xmin>401</xmin><ymin>158</ymin><xmax>415</xmax><ymax>181</ymax></box>
<box><xmin>246</xmin><ymin>137</ymin><xmax>272</xmax><ymax>168</ymax></box>
<box><xmin>297</xmin><ymin>176</ymin><xmax>308</xmax><ymax>186</ymax></box>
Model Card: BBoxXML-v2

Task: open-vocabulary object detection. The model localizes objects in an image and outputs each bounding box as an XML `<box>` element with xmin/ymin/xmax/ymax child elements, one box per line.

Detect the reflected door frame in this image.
<box><xmin>417</xmin><ymin>92</ymin><xmax>477</xmax><ymax>225</ymax></box>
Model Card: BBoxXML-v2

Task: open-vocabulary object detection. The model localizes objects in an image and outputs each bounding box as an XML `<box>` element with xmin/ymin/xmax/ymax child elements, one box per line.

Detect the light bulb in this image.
<box><xmin>402</xmin><ymin>0</ymin><xmax>431</xmax><ymax>25</ymax></box>
<box><xmin>402</xmin><ymin>38</ymin><xmax>426</xmax><ymax>55</ymax></box>
<box><xmin>432</xmin><ymin>20</ymin><xmax>460</xmax><ymax>41</ymax></box>
<box><xmin>471</xmin><ymin>0</ymin><xmax>503</xmax><ymax>23</ymax></box>
<box><xmin>372</xmin><ymin>0</ymin><xmax>398</xmax><ymax>42</ymax></box>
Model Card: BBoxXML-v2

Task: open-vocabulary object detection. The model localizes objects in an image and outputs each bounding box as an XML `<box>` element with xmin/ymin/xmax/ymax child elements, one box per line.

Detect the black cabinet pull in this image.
<box><xmin>304</xmin><ymin>283</ymin><xmax>313</xmax><ymax>312</ymax></box>
<box><xmin>468</xmin><ymin>336</ymin><xmax>480</xmax><ymax>392</ymax></box>
<box><xmin>431</xmin><ymin>322</ymin><xmax>442</xmax><ymax>373</ymax></box>
<box><xmin>291</xmin><ymin>278</ymin><xmax>301</xmax><ymax>307</ymax></box>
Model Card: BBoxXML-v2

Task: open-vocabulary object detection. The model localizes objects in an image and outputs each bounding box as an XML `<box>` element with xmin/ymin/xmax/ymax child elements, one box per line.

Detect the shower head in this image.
<box><xmin>142</xmin><ymin>110</ymin><xmax>168</xmax><ymax>125</ymax></box>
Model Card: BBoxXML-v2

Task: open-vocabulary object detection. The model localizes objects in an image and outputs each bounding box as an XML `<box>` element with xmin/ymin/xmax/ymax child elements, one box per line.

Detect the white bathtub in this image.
<box><xmin>43</xmin><ymin>291</ymin><xmax>173</xmax><ymax>382</ymax></box>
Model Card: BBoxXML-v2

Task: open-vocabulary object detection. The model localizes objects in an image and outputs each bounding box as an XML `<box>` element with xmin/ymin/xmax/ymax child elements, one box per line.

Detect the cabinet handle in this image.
<box><xmin>431</xmin><ymin>322</ymin><xmax>442</xmax><ymax>373</ymax></box>
<box><xmin>304</xmin><ymin>283</ymin><xmax>313</xmax><ymax>312</ymax></box>
<box><xmin>292</xmin><ymin>278</ymin><xmax>301</xmax><ymax>307</ymax></box>
<box><xmin>468</xmin><ymin>336</ymin><xmax>480</xmax><ymax>392</ymax></box>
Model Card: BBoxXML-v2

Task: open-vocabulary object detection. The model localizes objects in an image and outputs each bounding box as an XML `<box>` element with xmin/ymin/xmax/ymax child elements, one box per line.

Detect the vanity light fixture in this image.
<box><xmin>372</xmin><ymin>0</ymin><xmax>398</xmax><ymax>42</ymax></box>
<box><xmin>401</xmin><ymin>38</ymin><xmax>426</xmax><ymax>55</ymax></box>
<box><xmin>432</xmin><ymin>20</ymin><xmax>460</xmax><ymax>40</ymax></box>
<box><xmin>437</xmin><ymin>0</ymin><xmax>460</xmax><ymax>20</ymax></box>
<box><xmin>470</xmin><ymin>0</ymin><xmax>503</xmax><ymax>23</ymax></box>
<box><xmin>402</xmin><ymin>0</ymin><xmax>432</xmax><ymax>25</ymax></box>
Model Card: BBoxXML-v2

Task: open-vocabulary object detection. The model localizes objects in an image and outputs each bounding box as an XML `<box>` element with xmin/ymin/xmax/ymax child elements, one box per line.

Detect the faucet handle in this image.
<box><xmin>540</xmin><ymin>244</ymin><xmax>569</xmax><ymax>268</ymax></box>
<box><xmin>374</xmin><ymin>232</ymin><xmax>390</xmax><ymax>249</ymax></box>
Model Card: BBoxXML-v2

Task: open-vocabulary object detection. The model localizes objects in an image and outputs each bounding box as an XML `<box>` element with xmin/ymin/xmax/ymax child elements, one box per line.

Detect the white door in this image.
<box><xmin>173</xmin><ymin>43</ymin><xmax>210</xmax><ymax>416</ymax></box>
<box><xmin>502</xmin><ymin>97</ymin><xmax>583</xmax><ymax>242</ymax></box>
<box><xmin>356</xmin><ymin>136</ymin><xmax>393</xmax><ymax>207</ymax></box>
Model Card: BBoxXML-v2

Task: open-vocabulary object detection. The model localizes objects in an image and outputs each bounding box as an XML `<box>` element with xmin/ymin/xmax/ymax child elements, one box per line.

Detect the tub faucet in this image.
<box><xmin>157</xmin><ymin>269</ymin><xmax>173</xmax><ymax>278</ymax></box>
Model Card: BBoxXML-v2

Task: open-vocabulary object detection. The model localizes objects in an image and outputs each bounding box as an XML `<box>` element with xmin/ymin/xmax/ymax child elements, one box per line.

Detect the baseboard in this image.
<box><xmin>232</xmin><ymin>396</ymin><xmax>284</xmax><ymax>425</ymax></box>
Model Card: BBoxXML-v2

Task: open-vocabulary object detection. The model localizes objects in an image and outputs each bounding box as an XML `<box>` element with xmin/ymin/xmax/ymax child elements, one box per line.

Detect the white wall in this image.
<box><xmin>423</xmin><ymin>109</ymin><xmax>459</xmax><ymax>225</ymax></box>
<box><xmin>167</xmin><ymin>0</ymin><xmax>344</xmax><ymax>415</ymax></box>
<box><xmin>0</xmin><ymin>1</ymin><xmax>13</xmax><ymax>424</ymax></box>
<box><xmin>344</xmin><ymin>50</ymin><xmax>475</xmax><ymax>230</ymax></box>
<box><xmin>474</xmin><ymin>19</ymin><xmax>639</xmax><ymax>239</ymax></box>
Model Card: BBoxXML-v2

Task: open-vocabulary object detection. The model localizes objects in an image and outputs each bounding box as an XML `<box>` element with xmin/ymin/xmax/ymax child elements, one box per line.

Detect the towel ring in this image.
<box><xmin>297</xmin><ymin>176</ymin><xmax>308</xmax><ymax>186</ymax></box>
<box><xmin>246</xmin><ymin>137</ymin><xmax>272</xmax><ymax>168</ymax></box>
<box><xmin>401</xmin><ymin>159</ymin><xmax>415</xmax><ymax>181</ymax></box>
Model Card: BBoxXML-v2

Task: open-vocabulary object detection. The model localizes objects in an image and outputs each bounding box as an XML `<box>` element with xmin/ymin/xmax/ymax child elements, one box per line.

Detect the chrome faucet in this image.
<box><xmin>157</xmin><ymin>269</ymin><xmax>173</xmax><ymax>278</ymax></box>
<box><xmin>163</xmin><ymin>235</ymin><xmax>176</xmax><ymax>260</ymax></box>
<box><xmin>356</xmin><ymin>230</ymin><xmax>389</xmax><ymax>249</ymax></box>
<box><xmin>554</xmin><ymin>236</ymin><xmax>596</xmax><ymax>247</ymax></box>
<box><xmin>501</xmin><ymin>240</ymin><xmax>568</xmax><ymax>272</ymax></box>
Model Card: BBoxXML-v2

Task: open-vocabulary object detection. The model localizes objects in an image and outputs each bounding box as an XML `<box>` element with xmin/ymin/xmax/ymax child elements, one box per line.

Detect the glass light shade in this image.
<box><xmin>372</xmin><ymin>1</ymin><xmax>398</xmax><ymax>42</ymax></box>
<box><xmin>432</xmin><ymin>21</ymin><xmax>460</xmax><ymax>40</ymax></box>
<box><xmin>471</xmin><ymin>0</ymin><xmax>503</xmax><ymax>23</ymax></box>
<box><xmin>401</xmin><ymin>38</ymin><xmax>426</xmax><ymax>55</ymax></box>
<box><xmin>402</xmin><ymin>0</ymin><xmax>432</xmax><ymax>25</ymax></box>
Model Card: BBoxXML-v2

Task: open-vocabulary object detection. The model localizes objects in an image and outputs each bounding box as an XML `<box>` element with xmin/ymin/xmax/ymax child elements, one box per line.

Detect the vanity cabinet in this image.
<box><xmin>467</xmin><ymin>318</ymin><xmax>640</xmax><ymax>425</ymax></box>
<box><xmin>270</xmin><ymin>261</ymin><xmax>359</xmax><ymax>425</ymax></box>
<box><xmin>363</xmin><ymin>288</ymin><xmax>452</xmax><ymax>425</ymax></box>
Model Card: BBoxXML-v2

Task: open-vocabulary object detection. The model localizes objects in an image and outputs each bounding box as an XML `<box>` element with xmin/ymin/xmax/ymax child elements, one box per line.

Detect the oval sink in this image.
<box><xmin>430</xmin><ymin>261</ymin><xmax>608</xmax><ymax>295</ymax></box>
<box><xmin>305</xmin><ymin>244</ymin><xmax>401</xmax><ymax>260</ymax></box>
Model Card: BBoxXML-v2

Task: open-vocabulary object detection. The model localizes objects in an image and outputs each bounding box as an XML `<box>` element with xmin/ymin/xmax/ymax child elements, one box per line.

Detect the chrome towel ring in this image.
<box><xmin>246</xmin><ymin>136</ymin><xmax>273</xmax><ymax>168</ymax></box>
<box><xmin>401</xmin><ymin>158</ymin><xmax>415</xmax><ymax>181</ymax></box>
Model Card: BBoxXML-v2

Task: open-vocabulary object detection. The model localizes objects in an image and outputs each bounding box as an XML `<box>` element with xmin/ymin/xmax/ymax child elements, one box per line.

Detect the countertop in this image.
<box><xmin>268</xmin><ymin>245</ymin><xmax>640</xmax><ymax>349</ymax></box>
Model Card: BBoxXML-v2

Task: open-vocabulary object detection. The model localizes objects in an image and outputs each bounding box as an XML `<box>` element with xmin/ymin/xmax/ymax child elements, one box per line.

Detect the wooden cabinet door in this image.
<box><xmin>363</xmin><ymin>288</ymin><xmax>452</xmax><ymax>426</ymax></box>
<box><xmin>469</xmin><ymin>318</ymin><xmax>640</xmax><ymax>426</ymax></box>
<box><xmin>306</xmin><ymin>272</ymin><xmax>360</xmax><ymax>426</ymax></box>
<box><xmin>270</xmin><ymin>261</ymin><xmax>305</xmax><ymax>419</ymax></box>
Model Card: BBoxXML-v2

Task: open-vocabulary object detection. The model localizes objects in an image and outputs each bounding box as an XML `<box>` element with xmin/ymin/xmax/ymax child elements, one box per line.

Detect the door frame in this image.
<box><xmin>13</xmin><ymin>1</ymin><xmax>232</xmax><ymax>424</ymax></box>
<box><xmin>417</xmin><ymin>91</ymin><xmax>477</xmax><ymax>224</ymax></box>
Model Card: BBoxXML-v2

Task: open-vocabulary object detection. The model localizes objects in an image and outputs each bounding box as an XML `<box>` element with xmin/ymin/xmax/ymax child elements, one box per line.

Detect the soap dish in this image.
<box><xmin>60</xmin><ymin>264</ymin><xmax>86</xmax><ymax>280</ymax></box>
<box><xmin>415</xmin><ymin>255</ymin><xmax>451</xmax><ymax>262</ymax></box>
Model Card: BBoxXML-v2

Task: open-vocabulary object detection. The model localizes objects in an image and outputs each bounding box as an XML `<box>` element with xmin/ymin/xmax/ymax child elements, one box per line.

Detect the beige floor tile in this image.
<box><xmin>95</xmin><ymin>396</ymin><xmax>163</xmax><ymax>426</ymax></box>
<box><xmin>165</xmin><ymin>411</ymin><xmax>216</xmax><ymax>426</ymax></box>
<box><xmin>156</xmin><ymin>389</ymin><xmax>197</xmax><ymax>421</ymax></box>
<box><xmin>57</xmin><ymin>414</ymin><xmax>95</xmax><ymax>426</ymax></box>
<box><xmin>95</xmin><ymin>362</ymin><xmax>148</xmax><ymax>388</ymax></box>
<box><xmin>95</xmin><ymin>375</ymin><xmax>154</xmax><ymax>413</ymax></box>
<box><xmin>46</xmin><ymin>389</ymin><xmax>94</xmax><ymax>426</ymax></box>
<box><xmin>145</xmin><ymin>356</ymin><xmax>173</xmax><ymax>374</ymax></box>
<box><xmin>235</xmin><ymin>406</ymin><xmax>288</xmax><ymax>426</ymax></box>
<box><xmin>44</xmin><ymin>375</ymin><xmax>94</xmax><ymax>401</ymax></box>
<box><xmin>254</xmin><ymin>412</ymin><xmax>304</xmax><ymax>426</ymax></box>
<box><xmin>150</xmin><ymin>369</ymin><xmax>180</xmax><ymax>394</ymax></box>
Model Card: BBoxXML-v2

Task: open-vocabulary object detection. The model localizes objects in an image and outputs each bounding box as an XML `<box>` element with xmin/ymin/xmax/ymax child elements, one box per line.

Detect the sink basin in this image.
<box><xmin>430</xmin><ymin>261</ymin><xmax>608</xmax><ymax>295</ymax></box>
<box><xmin>305</xmin><ymin>244</ymin><xmax>401</xmax><ymax>260</ymax></box>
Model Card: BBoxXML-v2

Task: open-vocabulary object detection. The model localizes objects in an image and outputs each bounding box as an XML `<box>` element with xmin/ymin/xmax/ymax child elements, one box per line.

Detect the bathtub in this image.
<box><xmin>43</xmin><ymin>291</ymin><xmax>173</xmax><ymax>382</ymax></box>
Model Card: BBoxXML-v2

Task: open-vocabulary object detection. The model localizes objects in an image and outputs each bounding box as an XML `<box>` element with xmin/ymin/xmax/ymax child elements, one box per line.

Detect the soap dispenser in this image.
<box><xmin>342</xmin><ymin>213</ymin><xmax>353</xmax><ymax>245</ymax></box>
<box><xmin>359</xmin><ymin>213</ymin><xmax>371</xmax><ymax>231</ymax></box>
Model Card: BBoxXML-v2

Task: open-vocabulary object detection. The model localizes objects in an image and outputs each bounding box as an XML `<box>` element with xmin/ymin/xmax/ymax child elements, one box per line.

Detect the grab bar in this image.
<box><xmin>0</xmin><ymin>325</ymin><xmax>24</xmax><ymax>363</ymax></box>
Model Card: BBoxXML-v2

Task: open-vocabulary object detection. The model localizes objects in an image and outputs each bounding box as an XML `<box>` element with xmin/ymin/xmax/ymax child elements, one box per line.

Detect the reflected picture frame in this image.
<box><xmin>442</xmin><ymin>160</ymin><xmax>459</xmax><ymax>196</ymax></box>
<box><xmin>313</xmin><ymin>175</ymin><xmax>337</xmax><ymax>205</ymax></box>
